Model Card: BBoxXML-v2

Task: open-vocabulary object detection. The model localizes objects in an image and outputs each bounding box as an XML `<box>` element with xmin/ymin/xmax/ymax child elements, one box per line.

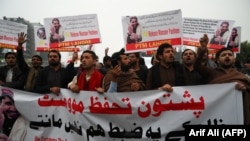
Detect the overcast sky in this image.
<box><xmin>1</xmin><ymin>0</ymin><xmax>249</xmax><ymax>64</ymax></box>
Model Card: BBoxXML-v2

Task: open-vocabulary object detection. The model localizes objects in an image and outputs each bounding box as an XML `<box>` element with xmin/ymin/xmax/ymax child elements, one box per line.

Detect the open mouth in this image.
<box><xmin>225</xmin><ymin>58</ymin><xmax>230</xmax><ymax>62</ymax></box>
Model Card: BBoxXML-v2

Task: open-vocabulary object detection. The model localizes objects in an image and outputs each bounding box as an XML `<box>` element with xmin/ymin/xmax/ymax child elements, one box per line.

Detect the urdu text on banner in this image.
<box><xmin>3</xmin><ymin>82</ymin><xmax>243</xmax><ymax>141</ymax></box>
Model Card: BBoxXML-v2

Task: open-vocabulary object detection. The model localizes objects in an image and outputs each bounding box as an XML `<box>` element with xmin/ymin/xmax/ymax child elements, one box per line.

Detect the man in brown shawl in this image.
<box><xmin>103</xmin><ymin>49</ymin><xmax>145</xmax><ymax>92</ymax></box>
<box><xmin>196</xmin><ymin>36</ymin><xmax>250</xmax><ymax>124</ymax></box>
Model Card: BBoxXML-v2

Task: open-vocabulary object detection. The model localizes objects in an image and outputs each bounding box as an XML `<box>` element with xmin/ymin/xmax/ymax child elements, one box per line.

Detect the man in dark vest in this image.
<box><xmin>146</xmin><ymin>43</ymin><xmax>185</xmax><ymax>92</ymax></box>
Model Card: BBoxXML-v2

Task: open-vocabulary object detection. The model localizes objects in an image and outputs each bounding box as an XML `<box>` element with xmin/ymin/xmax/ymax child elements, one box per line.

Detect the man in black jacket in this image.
<box><xmin>0</xmin><ymin>52</ymin><xmax>25</xmax><ymax>90</ymax></box>
<box><xmin>34</xmin><ymin>50</ymin><xmax>75</xmax><ymax>95</ymax></box>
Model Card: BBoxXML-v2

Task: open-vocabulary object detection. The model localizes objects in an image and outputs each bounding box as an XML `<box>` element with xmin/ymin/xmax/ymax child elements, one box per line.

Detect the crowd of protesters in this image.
<box><xmin>0</xmin><ymin>32</ymin><xmax>250</xmax><ymax>140</ymax></box>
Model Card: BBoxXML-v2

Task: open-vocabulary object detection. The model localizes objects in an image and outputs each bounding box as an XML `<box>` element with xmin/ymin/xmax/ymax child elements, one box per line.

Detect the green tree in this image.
<box><xmin>236</xmin><ymin>40</ymin><xmax>250</xmax><ymax>63</ymax></box>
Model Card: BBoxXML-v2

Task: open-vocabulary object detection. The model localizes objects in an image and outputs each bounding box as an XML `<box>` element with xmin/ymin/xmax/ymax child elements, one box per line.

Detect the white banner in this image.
<box><xmin>0</xmin><ymin>19</ymin><xmax>27</xmax><ymax>50</ymax></box>
<box><xmin>122</xmin><ymin>9</ymin><xmax>182</xmax><ymax>53</ymax></box>
<box><xmin>1</xmin><ymin>83</ymin><xmax>243</xmax><ymax>141</ymax></box>
<box><xmin>44</xmin><ymin>14</ymin><xmax>101</xmax><ymax>48</ymax></box>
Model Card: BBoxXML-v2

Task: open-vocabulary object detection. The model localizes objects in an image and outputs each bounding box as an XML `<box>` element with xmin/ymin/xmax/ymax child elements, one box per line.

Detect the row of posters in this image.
<box><xmin>0</xmin><ymin>9</ymin><xmax>241</xmax><ymax>53</ymax></box>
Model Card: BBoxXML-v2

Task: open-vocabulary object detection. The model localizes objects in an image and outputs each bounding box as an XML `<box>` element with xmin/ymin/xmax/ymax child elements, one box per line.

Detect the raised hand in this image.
<box><xmin>18</xmin><ymin>32</ymin><xmax>27</xmax><ymax>46</ymax></box>
<box><xmin>88</xmin><ymin>44</ymin><xmax>93</xmax><ymax>50</ymax></box>
<box><xmin>199</xmin><ymin>34</ymin><xmax>209</xmax><ymax>48</ymax></box>
<box><xmin>72</xmin><ymin>51</ymin><xmax>78</xmax><ymax>62</ymax></box>
<box><xmin>105</xmin><ymin>47</ymin><xmax>109</xmax><ymax>56</ymax></box>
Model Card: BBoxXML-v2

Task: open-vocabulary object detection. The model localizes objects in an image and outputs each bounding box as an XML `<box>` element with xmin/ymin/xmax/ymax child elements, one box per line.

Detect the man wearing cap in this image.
<box><xmin>0</xmin><ymin>88</ymin><xmax>26</xmax><ymax>140</ymax></box>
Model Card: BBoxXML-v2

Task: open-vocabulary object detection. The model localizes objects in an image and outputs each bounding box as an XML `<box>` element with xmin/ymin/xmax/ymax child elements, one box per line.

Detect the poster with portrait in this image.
<box><xmin>44</xmin><ymin>14</ymin><xmax>102</xmax><ymax>48</ymax></box>
<box><xmin>227</xmin><ymin>26</ymin><xmax>241</xmax><ymax>53</ymax></box>
<box><xmin>183</xmin><ymin>17</ymin><xmax>235</xmax><ymax>50</ymax></box>
<box><xmin>0</xmin><ymin>19</ymin><xmax>27</xmax><ymax>50</ymax></box>
<box><xmin>122</xmin><ymin>9</ymin><xmax>182</xmax><ymax>53</ymax></box>
<box><xmin>34</xmin><ymin>25</ymin><xmax>49</xmax><ymax>51</ymax></box>
<box><xmin>34</xmin><ymin>25</ymin><xmax>81</xmax><ymax>52</ymax></box>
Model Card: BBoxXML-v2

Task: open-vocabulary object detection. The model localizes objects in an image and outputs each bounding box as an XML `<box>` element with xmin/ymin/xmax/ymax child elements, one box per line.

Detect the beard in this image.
<box><xmin>220</xmin><ymin>63</ymin><xmax>232</xmax><ymax>69</ymax></box>
<box><xmin>49</xmin><ymin>60</ymin><xmax>60</xmax><ymax>67</ymax></box>
<box><xmin>3</xmin><ymin>112</ymin><xmax>18</xmax><ymax>136</ymax></box>
<box><xmin>3</xmin><ymin>110</ymin><xmax>19</xmax><ymax>120</ymax></box>
<box><xmin>130</xmin><ymin>61</ymin><xmax>136</xmax><ymax>67</ymax></box>
<box><xmin>183</xmin><ymin>61</ymin><xmax>193</xmax><ymax>66</ymax></box>
<box><xmin>121</xmin><ymin>63</ymin><xmax>131</xmax><ymax>72</ymax></box>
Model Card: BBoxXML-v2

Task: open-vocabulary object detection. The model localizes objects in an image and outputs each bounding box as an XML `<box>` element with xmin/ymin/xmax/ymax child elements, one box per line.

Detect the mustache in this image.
<box><xmin>3</xmin><ymin>110</ymin><xmax>19</xmax><ymax>116</ymax></box>
<box><xmin>5</xmin><ymin>110</ymin><xmax>18</xmax><ymax>113</ymax></box>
